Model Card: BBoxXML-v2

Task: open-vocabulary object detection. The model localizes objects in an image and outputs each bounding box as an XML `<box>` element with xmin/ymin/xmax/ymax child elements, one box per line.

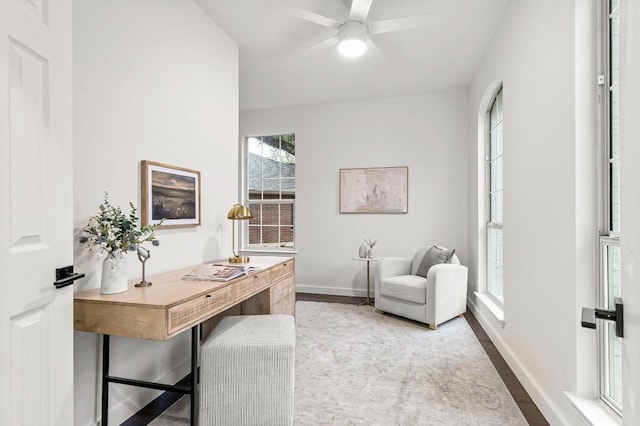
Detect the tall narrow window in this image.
<box><xmin>245</xmin><ymin>134</ymin><xmax>295</xmax><ymax>250</ymax></box>
<box><xmin>598</xmin><ymin>0</ymin><xmax>621</xmax><ymax>415</ymax></box>
<box><xmin>487</xmin><ymin>87</ymin><xmax>504</xmax><ymax>304</ymax></box>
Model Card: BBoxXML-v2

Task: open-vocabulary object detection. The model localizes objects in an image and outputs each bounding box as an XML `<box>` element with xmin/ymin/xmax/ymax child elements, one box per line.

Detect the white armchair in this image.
<box><xmin>374</xmin><ymin>246</ymin><xmax>468</xmax><ymax>329</ymax></box>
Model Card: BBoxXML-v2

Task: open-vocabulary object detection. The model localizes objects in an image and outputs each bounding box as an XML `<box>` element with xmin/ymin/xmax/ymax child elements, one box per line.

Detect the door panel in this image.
<box><xmin>0</xmin><ymin>0</ymin><xmax>73</xmax><ymax>424</ymax></box>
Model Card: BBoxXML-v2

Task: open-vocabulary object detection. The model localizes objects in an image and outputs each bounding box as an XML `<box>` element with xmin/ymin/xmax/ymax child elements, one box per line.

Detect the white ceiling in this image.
<box><xmin>196</xmin><ymin>0</ymin><xmax>511</xmax><ymax>111</ymax></box>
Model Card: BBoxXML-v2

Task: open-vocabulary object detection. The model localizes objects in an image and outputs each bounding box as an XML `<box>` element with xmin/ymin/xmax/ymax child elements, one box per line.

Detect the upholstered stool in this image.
<box><xmin>199</xmin><ymin>314</ymin><xmax>295</xmax><ymax>425</ymax></box>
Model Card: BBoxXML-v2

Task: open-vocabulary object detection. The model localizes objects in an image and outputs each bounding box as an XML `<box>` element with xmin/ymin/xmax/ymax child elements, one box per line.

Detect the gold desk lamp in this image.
<box><xmin>227</xmin><ymin>204</ymin><xmax>253</xmax><ymax>263</ymax></box>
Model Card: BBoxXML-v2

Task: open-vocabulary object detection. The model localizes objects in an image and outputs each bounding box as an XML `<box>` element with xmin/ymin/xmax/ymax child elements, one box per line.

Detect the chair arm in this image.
<box><xmin>425</xmin><ymin>264</ymin><xmax>469</xmax><ymax>324</ymax></box>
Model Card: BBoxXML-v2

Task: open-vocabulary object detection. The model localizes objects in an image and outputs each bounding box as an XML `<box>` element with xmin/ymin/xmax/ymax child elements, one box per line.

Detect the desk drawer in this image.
<box><xmin>271</xmin><ymin>275</ymin><xmax>294</xmax><ymax>303</ymax></box>
<box><xmin>270</xmin><ymin>260</ymin><xmax>295</xmax><ymax>282</ymax></box>
<box><xmin>168</xmin><ymin>285</ymin><xmax>235</xmax><ymax>335</ymax></box>
<box><xmin>236</xmin><ymin>270</ymin><xmax>270</xmax><ymax>299</ymax></box>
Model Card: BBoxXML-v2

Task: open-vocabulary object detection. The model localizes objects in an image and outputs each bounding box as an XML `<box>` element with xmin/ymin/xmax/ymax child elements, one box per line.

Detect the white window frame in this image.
<box><xmin>485</xmin><ymin>86</ymin><xmax>504</xmax><ymax>307</ymax></box>
<box><xmin>241</xmin><ymin>134</ymin><xmax>296</xmax><ymax>253</ymax></box>
<box><xmin>596</xmin><ymin>0</ymin><xmax>622</xmax><ymax>416</ymax></box>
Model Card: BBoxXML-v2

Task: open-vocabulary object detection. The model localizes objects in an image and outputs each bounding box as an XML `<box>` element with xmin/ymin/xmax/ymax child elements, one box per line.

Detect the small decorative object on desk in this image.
<box><xmin>79</xmin><ymin>192</ymin><xmax>161</xmax><ymax>294</ymax></box>
<box><xmin>135</xmin><ymin>246</ymin><xmax>152</xmax><ymax>287</ymax></box>
<box><xmin>364</xmin><ymin>238</ymin><xmax>378</xmax><ymax>259</ymax></box>
<box><xmin>183</xmin><ymin>263</ymin><xmax>260</xmax><ymax>282</ymax></box>
<box><xmin>358</xmin><ymin>244</ymin><xmax>368</xmax><ymax>258</ymax></box>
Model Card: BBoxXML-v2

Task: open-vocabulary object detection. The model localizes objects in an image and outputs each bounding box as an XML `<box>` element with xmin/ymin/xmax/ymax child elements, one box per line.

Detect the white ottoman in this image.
<box><xmin>199</xmin><ymin>314</ymin><xmax>295</xmax><ymax>426</ymax></box>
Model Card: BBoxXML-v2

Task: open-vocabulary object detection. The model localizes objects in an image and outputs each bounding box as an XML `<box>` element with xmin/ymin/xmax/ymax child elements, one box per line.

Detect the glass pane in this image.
<box><xmin>496</xmin><ymin>89</ymin><xmax>503</xmax><ymax>123</ymax></box>
<box><xmin>280</xmin><ymin>226</ymin><xmax>294</xmax><ymax>247</ymax></box>
<box><xmin>262</xmin><ymin>177</ymin><xmax>281</xmax><ymax>197</ymax></box>
<box><xmin>262</xmin><ymin>203</ymin><xmax>279</xmax><ymax>225</ymax></box>
<box><xmin>490</xmin><ymin>100</ymin><xmax>497</xmax><ymax>128</ymax></box>
<box><xmin>489</xmin><ymin>126</ymin><xmax>503</xmax><ymax>161</ymax></box>
<box><xmin>610</xmin><ymin>88</ymin><xmax>619</xmax><ymax>159</ymax></box>
<box><xmin>261</xmin><ymin>226</ymin><xmax>279</xmax><ymax>246</ymax></box>
<box><xmin>610</xmin><ymin>161</ymin><xmax>620</xmax><ymax>232</ymax></box>
<box><xmin>262</xmin><ymin>154</ymin><xmax>280</xmax><ymax>178</ymax></box>
<box><xmin>248</xmin><ymin>204</ymin><xmax>262</xmax><ymax>226</ymax></box>
<box><xmin>607</xmin><ymin>244</ymin><xmax>621</xmax><ymax>307</ymax></box>
<box><xmin>281</xmin><ymin>203</ymin><xmax>293</xmax><ymax>226</ymax></box>
<box><xmin>607</xmin><ymin>323</ymin><xmax>623</xmax><ymax>407</ymax></box>
<box><xmin>248</xmin><ymin>225</ymin><xmax>260</xmax><ymax>246</ymax></box>
<box><xmin>610</xmin><ymin>5</ymin><xmax>620</xmax><ymax>86</ymax></box>
<box><xmin>490</xmin><ymin>157</ymin><xmax>503</xmax><ymax>192</ymax></box>
<box><xmin>487</xmin><ymin>227</ymin><xmax>504</xmax><ymax>303</ymax></box>
<box><xmin>490</xmin><ymin>190</ymin><xmax>503</xmax><ymax>223</ymax></box>
<box><xmin>247</xmin><ymin>137</ymin><xmax>262</xmax><ymax>156</ymax></box>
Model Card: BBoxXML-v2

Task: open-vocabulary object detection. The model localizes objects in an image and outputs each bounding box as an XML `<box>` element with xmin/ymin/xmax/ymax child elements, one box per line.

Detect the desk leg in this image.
<box><xmin>190</xmin><ymin>325</ymin><xmax>199</xmax><ymax>426</ymax></box>
<box><xmin>102</xmin><ymin>334</ymin><xmax>110</xmax><ymax>426</ymax></box>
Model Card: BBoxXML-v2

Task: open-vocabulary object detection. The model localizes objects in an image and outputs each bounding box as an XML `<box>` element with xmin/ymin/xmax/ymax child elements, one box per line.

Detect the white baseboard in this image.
<box><xmin>296</xmin><ymin>284</ymin><xmax>368</xmax><ymax>297</ymax></box>
<box><xmin>467</xmin><ymin>296</ymin><xmax>572</xmax><ymax>426</ymax></box>
<box><xmin>105</xmin><ymin>357</ymin><xmax>191</xmax><ymax>425</ymax></box>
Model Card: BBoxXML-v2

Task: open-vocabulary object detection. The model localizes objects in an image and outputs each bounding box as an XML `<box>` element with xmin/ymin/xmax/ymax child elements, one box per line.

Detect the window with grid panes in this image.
<box><xmin>597</xmin><ymin>0</ymin><xmax>621</xmax><ymax>414</ymax></box>
<box><xmin>487</xmin><ymin>87</ymin><xmax>504</xmax><ymax>304</ymax></box>
<box><xmin>245</xmin><ymin>134</ymin><xmax>295</xmax><ymax>250</ymax></box>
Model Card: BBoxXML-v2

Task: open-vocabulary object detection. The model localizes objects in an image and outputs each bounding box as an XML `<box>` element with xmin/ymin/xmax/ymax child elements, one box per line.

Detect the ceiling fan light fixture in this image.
<box><xmin>338</xmin><ymin>36</ymin><xmax>367</xmax><ymax>57</ymax></box>
<box><xmin>337</xmin><ymin>20</ymin><xmax>368</xmax><ymax>58</ymax></box>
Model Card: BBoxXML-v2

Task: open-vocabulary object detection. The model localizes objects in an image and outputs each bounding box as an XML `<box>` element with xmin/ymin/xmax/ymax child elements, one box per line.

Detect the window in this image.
<box><xmin>244</xmin><ymin>134</ymin><xmax>295</xmax><ymax>250</ymax></box>
<box><xmin>597</xmin><ymin>0</ymin><xmax>621</xmax><ymax>415</ymax></box>
<box><xmin>486</xmin><ymin>87</ymin><xmax>504</xmax><ymax>304</ymax></box>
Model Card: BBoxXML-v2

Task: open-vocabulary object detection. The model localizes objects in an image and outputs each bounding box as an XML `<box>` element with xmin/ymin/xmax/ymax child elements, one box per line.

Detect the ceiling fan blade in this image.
<box><xmin>369</xmin><ymin>14</ymin><xmax>439</xmax><ymax>34</ymax></box>
<box><xmin>278</xmin><ymin>1</ymin><xmax>342</xmax><ymax>29</ymax></box>
<box><xmin>349</xmin><ymin>0</ymin><xmax>373</xmax><ymax>22</ymax></box>
<box><xmin>308</xmin><ymin>36</ymin><xmax>339</xmax><ymax>54</ymax></box>
<box><xmin>283</xmin><ymin>35</ymin><xmax>338</xmax><ymax>61</ymax></box>
<box><xmin>365</xmin><ymin>38</ymin><xmax>387</xmax><ymax>64</ymax></box>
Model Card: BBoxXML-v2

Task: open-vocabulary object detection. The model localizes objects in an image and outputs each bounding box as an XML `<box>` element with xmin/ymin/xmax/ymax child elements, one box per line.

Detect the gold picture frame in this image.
<box><xmin>141</xmin><ymin>160</ymin><xmax>201</xmax><ymax>228</ymax></box>
<box><xmin>339</xmin><ymin>166</ymin><xmax>408</xmax><ymax>214</ymax></box>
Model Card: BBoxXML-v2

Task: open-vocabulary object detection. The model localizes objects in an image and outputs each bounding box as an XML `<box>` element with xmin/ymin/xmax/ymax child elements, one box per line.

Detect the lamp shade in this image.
<box><xmin>227</xmin><ymin>204</ymin><xmax>253</xmax><ymax>220</ymax></box>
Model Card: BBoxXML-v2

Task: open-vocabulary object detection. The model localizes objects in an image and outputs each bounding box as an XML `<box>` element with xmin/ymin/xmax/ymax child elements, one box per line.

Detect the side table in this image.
<box><xmin>352</xmin><ymin>257</ymin><xmax>381</xmax><ymax>305</ymax></box>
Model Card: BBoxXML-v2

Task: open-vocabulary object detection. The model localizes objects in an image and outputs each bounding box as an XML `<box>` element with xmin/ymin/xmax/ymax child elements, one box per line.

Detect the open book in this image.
<box><xmin>183</xmin><ymin>263</ymin><xmax>260</xmax><ymax>282</ymax></box>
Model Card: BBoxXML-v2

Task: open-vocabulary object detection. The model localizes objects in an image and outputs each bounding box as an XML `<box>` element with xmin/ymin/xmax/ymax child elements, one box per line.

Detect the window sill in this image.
<box><xmin>474</xmin><ymin>291</ymin><xmax>505</xmax><ymax>325</ymax></box>
<box><xmin>564</xmin><ymin>392</ymin><xmax>621</xmax><ymax>426</ymax></box>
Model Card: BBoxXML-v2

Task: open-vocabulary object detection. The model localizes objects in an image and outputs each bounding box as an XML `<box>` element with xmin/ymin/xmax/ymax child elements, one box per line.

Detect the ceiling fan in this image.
<box><xmin>279</xmin><ymin>0</ymin><xmax>438</xmax><ymax>59</ymax></box>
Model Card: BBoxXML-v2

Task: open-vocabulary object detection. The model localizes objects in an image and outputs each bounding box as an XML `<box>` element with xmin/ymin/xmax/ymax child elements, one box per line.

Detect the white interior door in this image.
<box><xmin>620</xmin><ymin>1</ymin><xmax>640</xmax><ymax>423</ymax></box>
<box><xmin>0</xmin><ymin>0</ymin><xmax>74</xmax><ymax>424</ymax></box>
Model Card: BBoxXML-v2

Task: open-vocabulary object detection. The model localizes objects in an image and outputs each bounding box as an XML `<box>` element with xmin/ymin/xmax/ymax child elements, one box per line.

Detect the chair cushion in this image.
<box><xmin>380</xmin><ymin>275</ymin><xmax>428</xmax><ymax>304</ymax></box>
<box><xmin>415</xmin><ymin>245</ymin><xmax>456</xmax><ymax>278</ymax></box>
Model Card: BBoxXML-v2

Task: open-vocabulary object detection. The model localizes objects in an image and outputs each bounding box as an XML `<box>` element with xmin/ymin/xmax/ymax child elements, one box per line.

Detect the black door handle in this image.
<box><xmin>54</xmin><ymin>265</ymin><xmax>85</xmax><ymax>289</ymax></box>
<box><xmin>581</xmin><ymin>297</ymin><xmax>624</xmax><ymax>338</ymax></box>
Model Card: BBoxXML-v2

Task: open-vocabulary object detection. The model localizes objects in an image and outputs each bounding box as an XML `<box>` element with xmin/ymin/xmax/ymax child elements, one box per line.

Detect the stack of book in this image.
<box><xmin>183</xmin><ymin>263</ymin><xmax>260</xmax><ymax>282</ymax></box>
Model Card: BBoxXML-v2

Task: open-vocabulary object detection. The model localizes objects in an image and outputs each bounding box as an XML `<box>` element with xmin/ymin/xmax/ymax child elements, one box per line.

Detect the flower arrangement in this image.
<box><xmin>363</xmin><ymin>238</ymin><xmax>378</xmax><ymax>249</ymax></box>
<box><xmin>79</xmin><ymin>192</ymin><xmax>160</xmax><ymax>258</ymax></box>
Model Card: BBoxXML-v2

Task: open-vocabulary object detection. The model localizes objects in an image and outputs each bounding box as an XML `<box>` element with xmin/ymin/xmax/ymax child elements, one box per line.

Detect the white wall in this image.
<box><xmin>467</xmin><ymin>1</ymin><xmax>596</xmax><ymax>424</ymax></box>
<box><xmin>241</xmin><ymin>92</ymin><xmax>468</xmax><ymax>297</ymax></box>
<box><xmin>72</xmin><ymin>1</ymin><xmax>238</xmax><ymax>424</ymax></box>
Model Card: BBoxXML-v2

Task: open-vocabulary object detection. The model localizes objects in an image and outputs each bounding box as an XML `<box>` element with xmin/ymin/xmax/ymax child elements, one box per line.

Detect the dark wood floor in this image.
<box><xmin>124</xmin><ymin>293</ymin><xmax>548</xmax><ymax>425</ymax></box>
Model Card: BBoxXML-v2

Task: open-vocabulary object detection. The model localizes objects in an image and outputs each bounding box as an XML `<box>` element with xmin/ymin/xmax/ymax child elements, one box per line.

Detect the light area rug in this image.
<box><xmin>150</xmin><ymin>301</ymin><xmax>527</xmax><ymax>425</ymax></box>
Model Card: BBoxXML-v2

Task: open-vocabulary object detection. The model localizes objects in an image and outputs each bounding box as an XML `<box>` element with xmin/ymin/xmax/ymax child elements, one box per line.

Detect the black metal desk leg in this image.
<box><xmin>102</xmin><ymin>334</ymin><xmax>110</xmax><ymax>426</ymax></box>
<box><xmin>190</xmin><ymin>325</ymin><xmax>199</xmax><ymax>426</ymax></box>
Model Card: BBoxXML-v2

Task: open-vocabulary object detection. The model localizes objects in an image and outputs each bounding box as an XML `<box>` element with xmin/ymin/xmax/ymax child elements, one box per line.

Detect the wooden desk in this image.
<box><xmin>74</xmin><ymin>256</ymin><xmax>295</xmax><ymax>426</ymax></box>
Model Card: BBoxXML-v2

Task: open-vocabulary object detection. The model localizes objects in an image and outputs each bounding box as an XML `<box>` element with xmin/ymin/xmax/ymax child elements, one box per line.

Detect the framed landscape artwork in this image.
<box><xmin>141</xmin><ymin>160</ymin><xmax>201</xmax><ymax>227</ymax></box>
<box><xmin>339</xmin><ymin>166</ymin><xmax>408</xmax><ymax>214</ymax></box>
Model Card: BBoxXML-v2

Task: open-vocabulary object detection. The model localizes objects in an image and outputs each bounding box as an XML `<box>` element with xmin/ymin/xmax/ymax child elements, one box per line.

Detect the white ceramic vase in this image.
<box><xmin>100</xmin><ymin>252</ymin><xmax>128</xmax><ymax>294</ymax></box>
<box><xmin>359</xmin><ymin>245</ymin><xmax>368</xmax><ymax>258</ymax></box>
<box><xmin>367</xmin><ymin>247</ymin><xmax>375</xmax><ymax>259</ymax></box>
